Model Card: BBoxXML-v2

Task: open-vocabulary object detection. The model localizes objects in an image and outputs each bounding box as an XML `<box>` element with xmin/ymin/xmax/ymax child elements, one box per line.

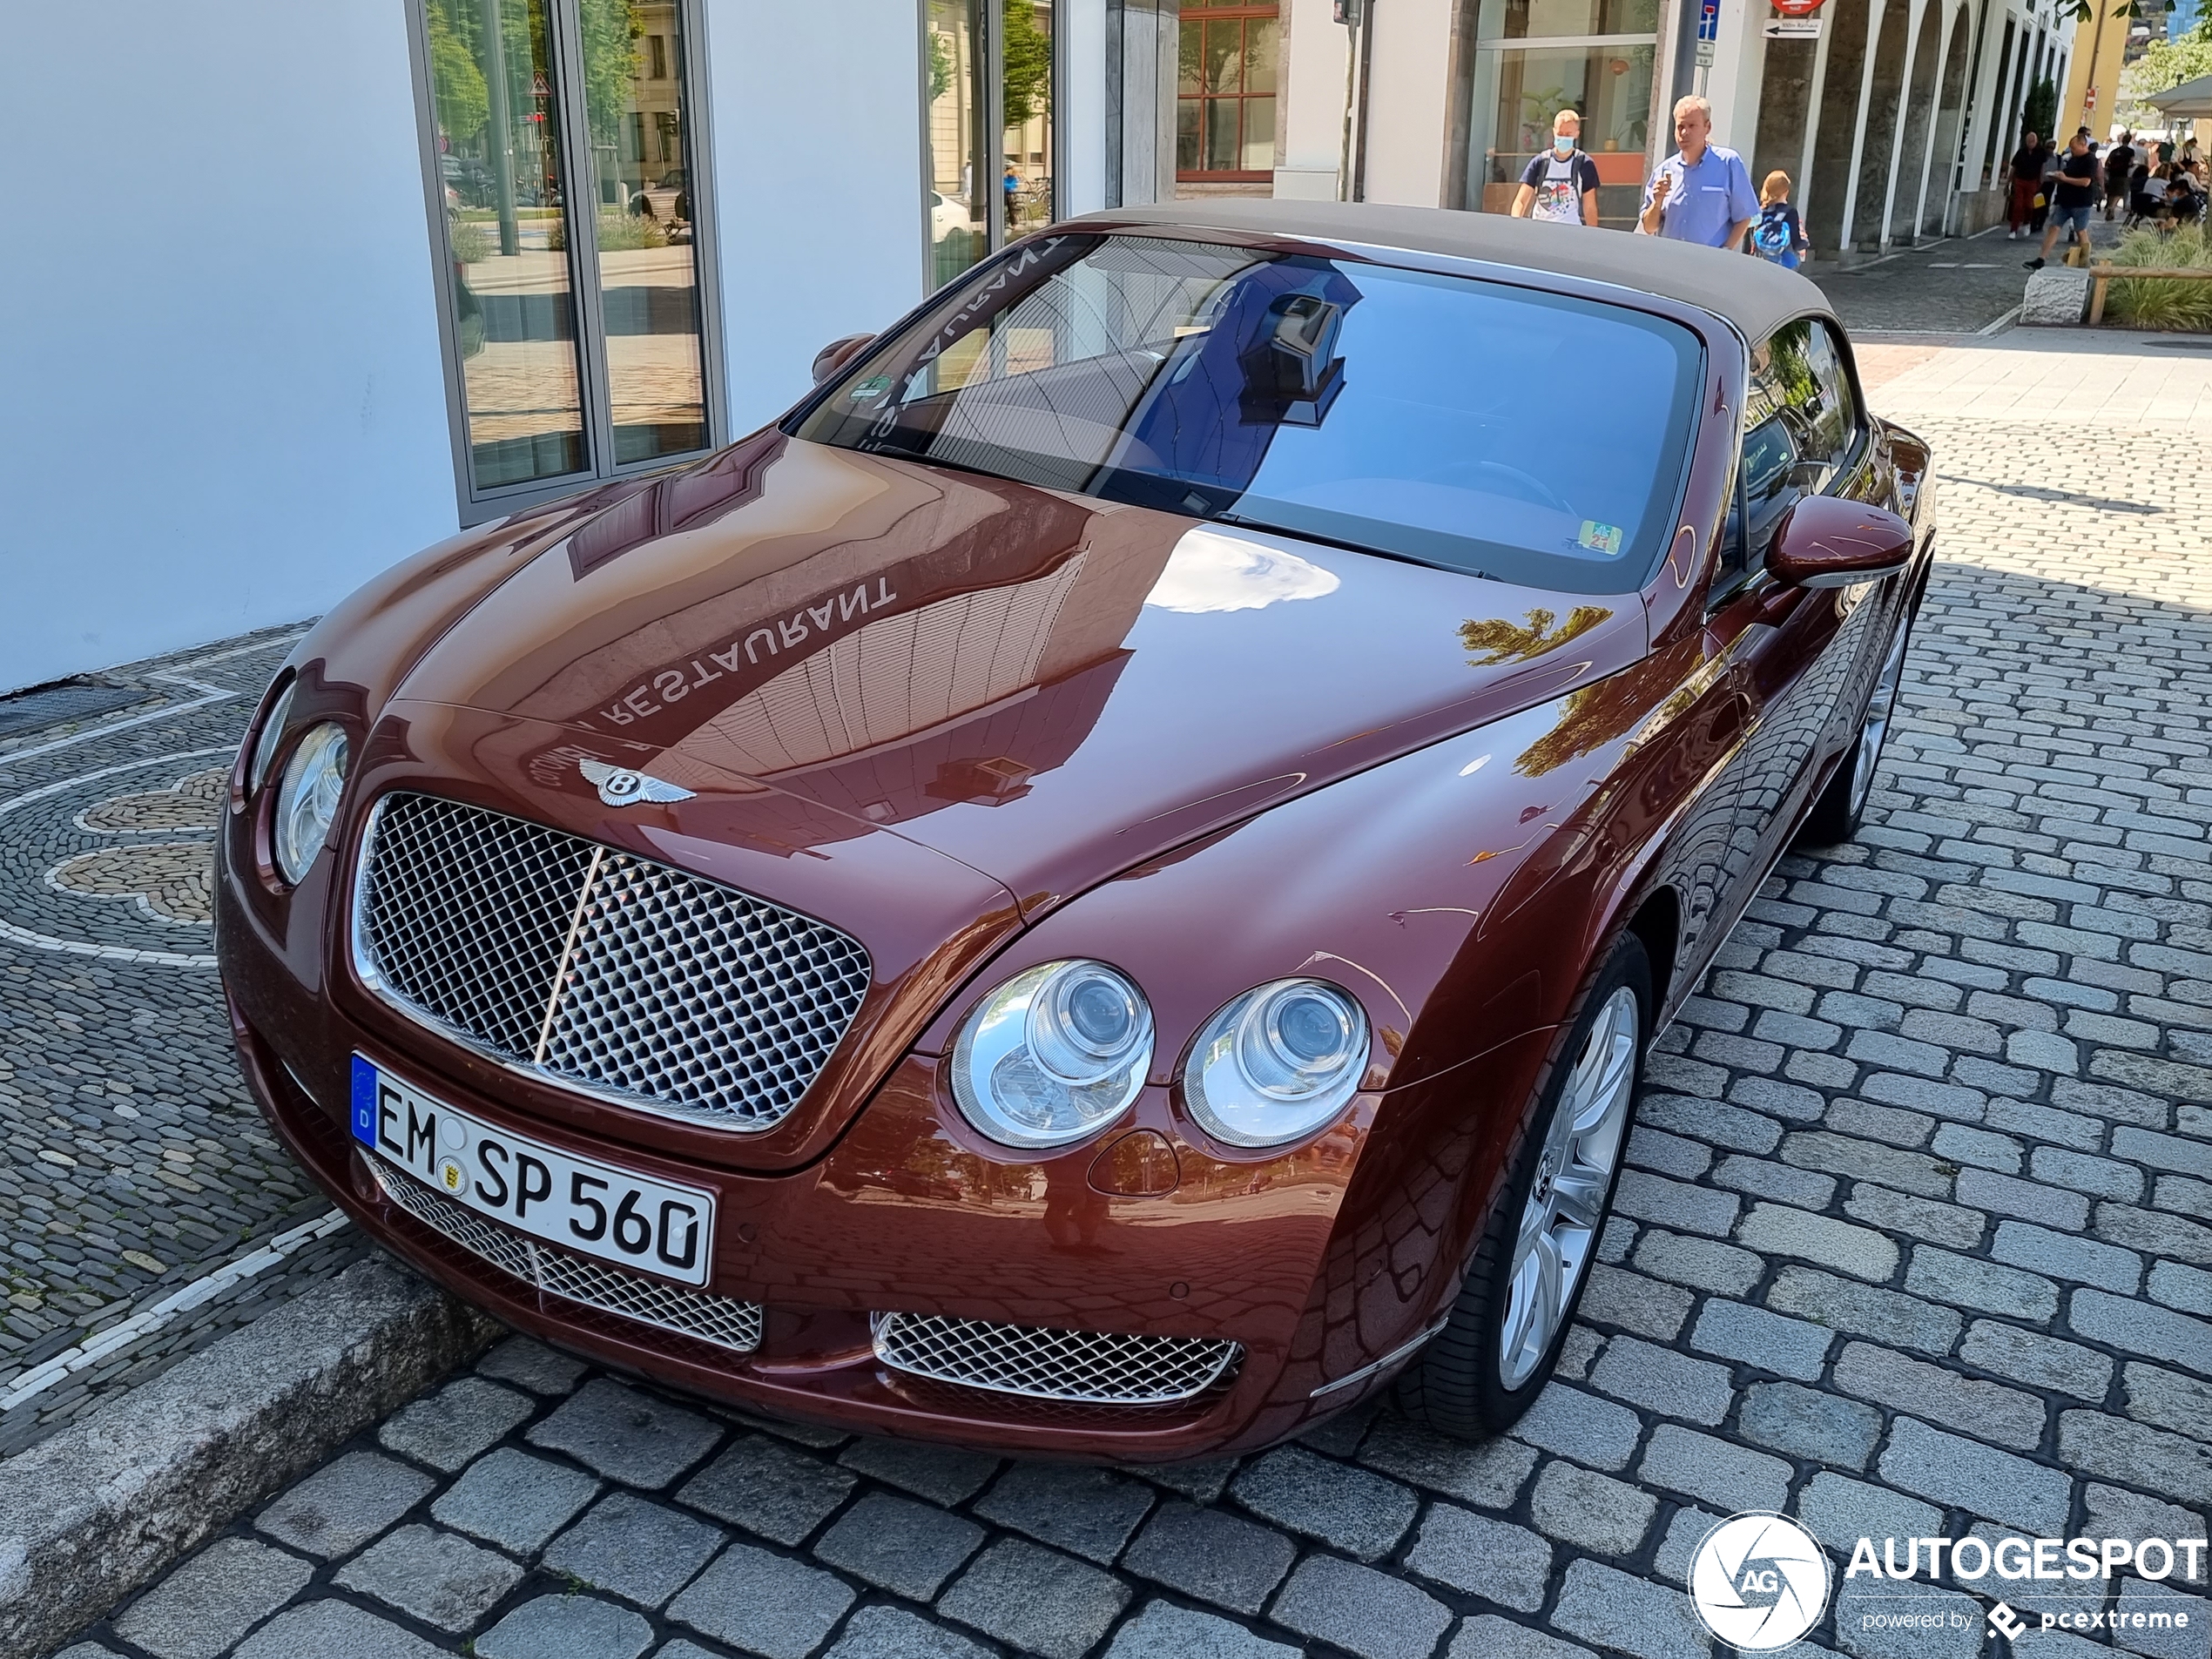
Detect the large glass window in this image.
<box><xmin>1178</xmin><ymin>1</ymin><xmax>1278</xmax><ymax>182</ymax></box>
<box><xmin>925</xmin><ymin>0</ymin><xmax>1056</xmax><ymax>287</ymax></box>
<box><xmin>418</xmin><ymin>0</ymin><xmax>718</xmax><ymax>514</ymax></box>
<box><xmin>1460</xmin><ymin>0</ymin><xmax>1656</xmax><ymax>228</ymax></box>
<box><xmin>799</xmin><ymin>235</ymin><xmax>1703</xmax><ymax>596</ymax></box>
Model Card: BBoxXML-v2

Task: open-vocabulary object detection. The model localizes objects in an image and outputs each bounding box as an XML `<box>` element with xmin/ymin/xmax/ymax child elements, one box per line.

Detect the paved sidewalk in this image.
<box><xmin>1875</xmin><ymin>329</ymin><xmax>2212</xmax><ymax>428</ymax></box>
<box><xmin>1809</xmin><ymin>215</ymin><xmax>2132</xmax><ymax>336</ymax></box>
<box><xmin>0</xmin><ymin>631</ymin><xmax>370</xmax><ymax>1456</ymax></box>
<box><xmin>46</xmin><ymin>334</ymin><xmax>2212</xmax><ymax>1659</ymax></box>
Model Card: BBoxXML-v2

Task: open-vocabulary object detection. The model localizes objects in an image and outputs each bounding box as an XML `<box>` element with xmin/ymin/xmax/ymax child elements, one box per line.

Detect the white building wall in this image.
<box><xmin>0</xmin><ymin>0</ymin><xmax>456</xmax><ymax>692</ymax></box>
<box><xmin>705</xmin><ymin>0</ymin><xmax>925</xmax><ymax>435</ymax></box>
<box><xmin>1278</xmin><ymin>0</ymin><xmax>1352</xmax><ymax>199</ymax></box>
<box><xmin>1707</xmin><ymin>2</ymin><xmax>1769</xmax><ymax>157</ymax></box>
<box><xmin>1361</xmin><ymin>0</ymin><xmax>1459</xmax><ymax>204</ymax></box>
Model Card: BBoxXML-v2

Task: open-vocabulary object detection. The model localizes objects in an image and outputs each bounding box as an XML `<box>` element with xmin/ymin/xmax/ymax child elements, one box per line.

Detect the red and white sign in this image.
<box><xmin>1770</xmin><ymin>0</ymin><xmax>1825</xmax><ymax>17</ymax></box>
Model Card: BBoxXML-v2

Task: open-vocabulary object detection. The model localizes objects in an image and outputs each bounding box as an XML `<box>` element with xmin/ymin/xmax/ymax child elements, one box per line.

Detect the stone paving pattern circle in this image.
<box><xmin>40</xmin><ymin>364</ymin><xmax>2212</xmax><ymax>1656</ymax></box>
<box><xmin>0</xmin><ymin>628</ymin><xmax>374</xmax><ymax>1457</ymax></box>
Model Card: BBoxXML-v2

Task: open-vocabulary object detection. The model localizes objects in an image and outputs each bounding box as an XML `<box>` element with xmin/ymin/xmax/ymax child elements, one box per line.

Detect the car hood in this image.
<box><xmin>394</xmin><ymin>433</ymin><xmax>1649</xmax><ymax>914</ymax></box>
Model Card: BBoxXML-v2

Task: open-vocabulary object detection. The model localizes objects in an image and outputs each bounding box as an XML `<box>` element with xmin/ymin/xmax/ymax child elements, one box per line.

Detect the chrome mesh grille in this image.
<box><xmin>381</xmin><ymin>1169</ymin><xmax>762</xmax><ymax>1353</ymax></box>
<box><xmin>873</xmin><ymin>1312</ymin><xmax>1241</xmax><ymax>1405</ymax></box>
<box><xmin>354</xmin><ymin>793</ymin><xmax>872</xmax><ymax>1130</ymax></box>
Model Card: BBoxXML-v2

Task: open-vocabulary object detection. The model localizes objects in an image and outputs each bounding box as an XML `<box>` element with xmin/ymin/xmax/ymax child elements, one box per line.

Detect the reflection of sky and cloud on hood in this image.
<box><xmin>1145</xmin><ymin>528</ymin><xmax>1342</xmax><ymax>615</ymax></box>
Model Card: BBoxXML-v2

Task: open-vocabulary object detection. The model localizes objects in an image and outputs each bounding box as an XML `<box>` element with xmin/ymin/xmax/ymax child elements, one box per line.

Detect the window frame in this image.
<box><xmin>402</xmin><ymin>0</ymin><xmax>732</xmax><ymax>526</ymax></box>
<box><xmin>1177</xmin><ymin>0</ymin><xmax>1281</xmax><ymax>184</ymax></box>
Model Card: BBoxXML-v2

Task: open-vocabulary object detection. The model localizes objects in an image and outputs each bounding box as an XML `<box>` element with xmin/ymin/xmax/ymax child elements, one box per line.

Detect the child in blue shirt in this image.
<box><xmin>1750</xmin><ymin>171</ymin><xmax>1811</xmax><ymax>268</ymax></box>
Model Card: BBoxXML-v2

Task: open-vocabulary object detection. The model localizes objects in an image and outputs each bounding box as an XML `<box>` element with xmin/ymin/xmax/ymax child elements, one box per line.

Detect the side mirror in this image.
<box><xmin>812</xmin><ymin>333</ymin><xmax>875</xmax><ymax>383</ymax></box>
<box><xmin>1765</xmin><ymin>496</ymin><xmax>1913</xmax><ymax>588</ymax></box>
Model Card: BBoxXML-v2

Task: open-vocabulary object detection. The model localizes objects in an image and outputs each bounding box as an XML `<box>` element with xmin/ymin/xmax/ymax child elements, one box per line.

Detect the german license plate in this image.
<box><xmin>350</xmin><ymin>1055</ymin><xmax>715</xmax><ymax>1286</ymax></box>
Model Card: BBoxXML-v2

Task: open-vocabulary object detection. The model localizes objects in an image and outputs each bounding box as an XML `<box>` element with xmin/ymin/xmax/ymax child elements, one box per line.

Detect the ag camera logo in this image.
<box><xmin>1689</xmin><ymin>1512</ymin><xmax>1832</xmax><ymax>1650</ymax></box>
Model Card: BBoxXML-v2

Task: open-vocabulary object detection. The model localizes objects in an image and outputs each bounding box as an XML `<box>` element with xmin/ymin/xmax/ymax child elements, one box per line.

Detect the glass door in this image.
<box><xmin>1460</xmin><ymin>0</ymin><xmax>1658</xmax><ymax>228</ymax></box>
<box><xmin>415</xmin><ymin>0</ymin><xmax>722</xmax><ymax>516</ymax></box>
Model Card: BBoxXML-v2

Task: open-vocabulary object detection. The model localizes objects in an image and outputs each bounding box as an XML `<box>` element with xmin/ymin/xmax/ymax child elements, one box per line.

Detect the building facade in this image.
<box><xmin>3</xmin><ymin>0</ymin><xmax>2065</xmax><ymax>692</ymax></box>
<box><xmin>1266</xmin><ymin>0</ymin><xmax>2074</xmax><ymax>247</ymax></box>
<box><xmin>0</xmin><ymin>0</ymin><xmax>1170</xmax><ymax>691</ymax></box>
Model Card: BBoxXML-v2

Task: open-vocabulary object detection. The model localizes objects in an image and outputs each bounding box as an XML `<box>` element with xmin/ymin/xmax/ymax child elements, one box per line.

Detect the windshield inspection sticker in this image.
<box><xmin>848</xmin><ymin>374</ymin><xmax>893</xmax><ymax>401</ymax></box>
<box><xmin>1577</xmin><ymin>520</ymin><xmax>1624</xmax><ymax>556</ymax></box>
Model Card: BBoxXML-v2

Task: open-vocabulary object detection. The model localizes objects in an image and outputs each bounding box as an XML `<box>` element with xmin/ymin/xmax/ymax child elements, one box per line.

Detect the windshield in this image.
<box><xmin>793</xmin><ymin>233</ymin><xmax>1705</xmax><ymax>595</ymax></box>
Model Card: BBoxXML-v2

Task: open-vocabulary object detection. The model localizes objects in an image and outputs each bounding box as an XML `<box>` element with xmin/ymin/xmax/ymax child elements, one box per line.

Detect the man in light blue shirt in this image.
<box><xmin>1637</xmin><ymin>95</ymin><xmax>1760</xmax><ymax>250</ymax></box>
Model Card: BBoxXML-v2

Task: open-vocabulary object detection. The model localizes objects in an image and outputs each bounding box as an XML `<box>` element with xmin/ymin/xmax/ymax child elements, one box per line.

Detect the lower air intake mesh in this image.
<box><xmin>873</xmin><ymin>1311</ymin><xmax>1240</xmax><ymax>1404</ymax></box>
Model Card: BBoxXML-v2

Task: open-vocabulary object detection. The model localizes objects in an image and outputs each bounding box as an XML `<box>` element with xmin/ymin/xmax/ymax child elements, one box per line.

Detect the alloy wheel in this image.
<box><xmin>1849</xmin><ymin>622</ymin><xmax>1912</xmax><ymax>819</ymax></box>
<box><xmin>1498</xmin><ymin>985</ymin><xmax>1640</xmax><ymax>1389</ymax></box>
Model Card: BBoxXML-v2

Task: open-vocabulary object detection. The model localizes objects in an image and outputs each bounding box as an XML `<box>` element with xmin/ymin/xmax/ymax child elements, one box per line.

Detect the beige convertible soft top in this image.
<box><xmin>1075</xmin><ymin>198</ymin><xmax>1833</xmax><ymax>347</ymax></box>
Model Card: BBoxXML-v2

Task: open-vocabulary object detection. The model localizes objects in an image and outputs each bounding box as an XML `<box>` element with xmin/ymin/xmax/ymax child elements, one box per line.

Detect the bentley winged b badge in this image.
<box><xmin>580</xmin><ymin>757</ymin><xmax>695</xmax><ymax>807</ymax></box>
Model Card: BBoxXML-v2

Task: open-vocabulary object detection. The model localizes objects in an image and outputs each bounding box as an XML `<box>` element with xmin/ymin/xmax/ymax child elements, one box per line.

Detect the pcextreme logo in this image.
<box><xmin>1689</xmin><ymin>1512</ymin><xmax>1832</xmax><ymax>1650</ymax></box>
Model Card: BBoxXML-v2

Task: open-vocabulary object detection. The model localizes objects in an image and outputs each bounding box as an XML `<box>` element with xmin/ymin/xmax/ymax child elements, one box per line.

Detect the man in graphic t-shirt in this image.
<box><xmin>1512</xmin><ymin>109</ymin><xmax>1603</xmax><ymax>226</ymax></box>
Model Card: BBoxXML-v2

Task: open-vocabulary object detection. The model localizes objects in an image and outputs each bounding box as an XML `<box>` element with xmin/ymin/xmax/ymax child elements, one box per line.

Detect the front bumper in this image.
<box><xmin>221</xmin><ymin>931</ymin><xmax>1426</xmax><ymax>1462</ymax></box>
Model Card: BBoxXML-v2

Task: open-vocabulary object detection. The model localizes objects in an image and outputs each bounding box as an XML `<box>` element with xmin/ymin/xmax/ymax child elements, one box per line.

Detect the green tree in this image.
<box><xmin>426</xmin><ymin>0</ymin><xmax>489</xmax><ymax>143</ymax></box>
<box><xmin>577</xmin><ymin>0</ymin><xmax>644</xmax><ymax>148</ymax></box>
<box><xmin>929</xmin><ymin>28</ymin><xmax>954</xmax><ymax>104</ymax></box>
<box><xmin>2020</xmin><ymin>75</ymin><xmax>2059</xmax><ymax>141</ymax></box>
<box><xmin>1003</xmin><ymin>0</ymin><xmax>1052</xmax><ymax>129</ymax></box>
<box><xmin>2121</xmin><ymin>19</ymin><xmax>2212</xmax><ymax>123</ymax></box>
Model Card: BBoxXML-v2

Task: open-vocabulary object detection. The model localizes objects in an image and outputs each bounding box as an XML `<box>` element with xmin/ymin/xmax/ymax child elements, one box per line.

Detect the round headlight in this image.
<box><xmin>246</xmin><ymin>678</ymin><xmax>294</xmax><ymax>797</ymax></box>
<box><xmin>1184</xmin><ymin>979</ymin><xmax>1370</xmax><ymax>1147</ymax></box>
<box><xmin>951</xmin><ymin>959</ymin><xmax>1153</xmax><ymax>1150</ymax></box>
<box><xmin>273</xmin><ymin>722</ymin><xmax>349</xmax><ymax>885</ymax></box>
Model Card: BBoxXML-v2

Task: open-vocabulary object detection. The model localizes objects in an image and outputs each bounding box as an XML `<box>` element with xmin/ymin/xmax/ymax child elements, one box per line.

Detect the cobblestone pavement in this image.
<box><xmin>0</xmin><ymin>629</ymin><xmax>375</xmax><ymax>1456</ymax></box>
<box><xmin>43</xmin><ymin>339</ymin><xmax>2212</xmax><ymax>1659</ymax></box>
<box><xmin>1810</xmin><ymin>215</ymin><xmax>2131</xmax><ymax>336</ymax></box>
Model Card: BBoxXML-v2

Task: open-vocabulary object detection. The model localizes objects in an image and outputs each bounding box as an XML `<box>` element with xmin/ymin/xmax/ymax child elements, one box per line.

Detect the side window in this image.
<box><xmin>1722</xmin><ymin>329</ymin><xmax>1806</xmax><ymax>583</ymax></box>
<box><xmin>1719</xmin><ymin>318</ymin><xmax>1860</xmax><ymax>595</ymax></box>
<box><xmin>1803</xmin><ymin>323</ymin><xmax>1862</xmax><ymax>475</ymax></box>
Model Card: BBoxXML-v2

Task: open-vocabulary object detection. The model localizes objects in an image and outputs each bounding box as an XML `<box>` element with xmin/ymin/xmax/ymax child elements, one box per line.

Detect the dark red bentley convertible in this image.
<box><xmin>216</xmin><ymin>201</ymin><xmax>1931</xmax><ymax>1459</ymax></box>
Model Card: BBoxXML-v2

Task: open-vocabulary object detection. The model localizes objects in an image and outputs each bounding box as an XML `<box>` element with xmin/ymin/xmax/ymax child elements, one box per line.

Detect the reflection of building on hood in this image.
<box><xmin>491</xmin><ymin>450</ymin><xmax>1178</xmax><ymax>848</ymax></box>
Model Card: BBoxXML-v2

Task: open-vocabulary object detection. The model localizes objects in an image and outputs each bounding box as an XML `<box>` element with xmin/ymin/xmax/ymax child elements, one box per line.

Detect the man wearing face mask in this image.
<box><xmin>1512</xmin><ymin>109</ymin><xmax>1603</xmax><ymax>226</ymax></box>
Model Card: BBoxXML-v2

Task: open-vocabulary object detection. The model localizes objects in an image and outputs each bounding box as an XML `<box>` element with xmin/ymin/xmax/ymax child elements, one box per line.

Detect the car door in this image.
<box><xmin>1701</xmin><ymin>320</ymin><xmax>1877</xmax><ymax>913</ymax></box>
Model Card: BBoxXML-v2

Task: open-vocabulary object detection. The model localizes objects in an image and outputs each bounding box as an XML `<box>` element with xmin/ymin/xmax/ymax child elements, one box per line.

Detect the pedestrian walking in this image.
<box><xmin>2033</xmin><ymin>142</ymin><xmax>2062</xmax><ymax>233</ymax></box>
<box><xmin>2027</xmin><ymin>132</ymin><xmax>2099</xmax><ymax>270</ymax></box>
<box><xmin>1637</xmin><ymin>95</ymin><xmax>1758</xmax><ymax>249</ymax></box>
<box><xmin>2007</xmin><ymin>130</ymin><xmax>2048</xmax><ymax>238</ymax></box>
<box><xmin>2104</xmin><ymin>130</ymin><xmax>2135</xmax><ymax>220</ymax></box>
<box><xmin>1511</xmin><ymin>108</ymin><xmax>1603</xmax><ymax>225</ymax></box>
<box><xmin>1749</xmin><ymin>171</ymin><xmax>1811</xmax><ymax>267</ymax></box>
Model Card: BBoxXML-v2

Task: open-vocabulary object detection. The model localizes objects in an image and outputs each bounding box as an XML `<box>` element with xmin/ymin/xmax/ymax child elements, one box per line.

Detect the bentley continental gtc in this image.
<box><xmin>216</xmin><ymin>200</ymin><xmax>1932</xmax><ymax>1459</ymax></box>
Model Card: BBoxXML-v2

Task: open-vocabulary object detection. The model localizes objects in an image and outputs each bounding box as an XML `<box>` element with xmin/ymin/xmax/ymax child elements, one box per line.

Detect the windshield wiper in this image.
<box><xmin>1211</xmin><ymin>509</ymin><xmax>1491</xmax><ymax>583</ymax></box>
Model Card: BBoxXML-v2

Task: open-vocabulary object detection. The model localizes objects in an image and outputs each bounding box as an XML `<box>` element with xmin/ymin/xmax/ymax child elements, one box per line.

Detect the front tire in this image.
<box><xmin>1800</xmin><ymin>597</ymin><xmax>1914</xmax><ymax>847</ymax></box>
<box><xmin>1395</xmin><ymin>934</ymin><xmax>1650</xmax><ymax>1440</ymax></box>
